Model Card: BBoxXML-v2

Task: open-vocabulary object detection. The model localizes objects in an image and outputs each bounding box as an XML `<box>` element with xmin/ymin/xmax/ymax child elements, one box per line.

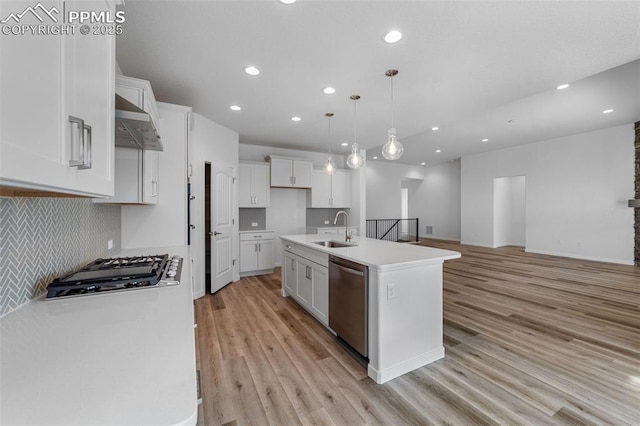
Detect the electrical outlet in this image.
<box><xmin>324</xmin><ymin>220</ymin><xmax>330</xmax><ymax>225</ymax></box>
<box><xmin>387</xmin><ymin>283</ymin><xmax>396</xmax><ymax>300</ymax></box>
<box><xmin>107</xmin><ymin>240</ymin><xmax>113</xmax><ymax>250</ymax></box>
<box><xmin>251</xmin><ymin>222</ymin><xmax>258</xmax><ymax>227</ymax></box>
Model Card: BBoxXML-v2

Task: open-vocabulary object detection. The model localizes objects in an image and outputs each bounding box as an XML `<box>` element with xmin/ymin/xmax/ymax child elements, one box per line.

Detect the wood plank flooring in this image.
<box><xmin>195</xmin><ymin>240</ymin><xmax>640</xmax><ymax>425</ymax></box>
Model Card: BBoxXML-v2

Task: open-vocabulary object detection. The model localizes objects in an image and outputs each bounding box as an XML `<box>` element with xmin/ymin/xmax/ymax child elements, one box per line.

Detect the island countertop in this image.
<box><xmin>280</xmin><ymin>234</ymin><xmax>460</xmax><ymax>270</ymax></box>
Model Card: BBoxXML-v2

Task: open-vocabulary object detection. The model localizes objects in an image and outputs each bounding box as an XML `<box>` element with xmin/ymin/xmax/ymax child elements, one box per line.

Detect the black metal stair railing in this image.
<box><xmin>366</xmin><ymin>218</ymin><xmax>419</xmax><ymax>242</ymax></box>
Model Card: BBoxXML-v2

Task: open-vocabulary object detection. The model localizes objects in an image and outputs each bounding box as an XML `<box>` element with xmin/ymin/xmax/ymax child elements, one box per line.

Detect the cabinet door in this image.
<box><xmin>0</xmin><ymin>0</ymin><xmax>114</xmax><ymax>197</ymax></box>
<box><xmin>331</xmin><ymin>170</ymin><xmax>351</xmax><ymax>208</ymax></box>
<box><xmin>311</xmin><ymin>265</ymin><xmax>329</xmax><ymax>325</ymax></box>
<box><xmin>270</xmin><ymin>158</ymin><xmax>293</xmax><ymax>187</ymax></box>
<box><xmin>310</xmin><ymin>170</ymin><xmax>331</xmax><ymax>207</ymax></box>
<box><xmin>142</xmin><ymin>150</ymin><xmax>160</xmax><ymax>204</ymax></box>
<box><xmin>238</xmin><ymin>164</ymin><xmax>253</xmax><ymax>207</ymax></box>
<box><xmin>252</xmin><ymin>164</ymin><xmax>270</xmax><ymax>207</ymax></box>
<box><xmin>239</xmin><ymin>241</ymin><xmax>258</xmax><ymax>273</ymax></box>
<box><xmin>63</xmin><ymin>0</ymin><xmax>115</xmax><ymax>196</ymax></box>
<box><xmin>296</xmin><ymin>259</ymin><xmax>313</xmax><ymax>307</ymax></box>
<box><xmin>292</xmin><ymin>160</ymin><xmax>313</xmax><ymax>188</ymax></box>
<box><xmin>283</xmin><ymin>252</ymin><xmax>297</xmax><ymax>295</ymax></box>
<box><xmin>257</xmin><ymin>240</ymin><xmax>274</xmax><ymax>270</ymax></box>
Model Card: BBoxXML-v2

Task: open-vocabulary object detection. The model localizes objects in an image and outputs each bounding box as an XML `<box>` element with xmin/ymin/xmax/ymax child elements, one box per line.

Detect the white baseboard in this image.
<box><xmin>368</xmin><ymin>346</ymin><xmax>445</xmax><ymax>384</ymax></box>
<box><xmin>419</xmin><ymin>235</ymin><xmax>460</xmax><ymax>242</ymax></box>
<box><xmin>525</xmin><ymin>248</ymin><xmax>634</xmax><ymax>266</ymax></box>
<box><xmin>459</xmin><ymin>240</ymin><xmax>495</xmax><ymax>248</ymax></box>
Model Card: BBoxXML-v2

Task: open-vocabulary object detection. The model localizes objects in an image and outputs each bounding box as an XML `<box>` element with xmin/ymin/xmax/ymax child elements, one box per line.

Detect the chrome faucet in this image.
<box><xmin>333</xmin><ymin>210</ymin><xmax>351</xmax><ymax>242</ymax></box>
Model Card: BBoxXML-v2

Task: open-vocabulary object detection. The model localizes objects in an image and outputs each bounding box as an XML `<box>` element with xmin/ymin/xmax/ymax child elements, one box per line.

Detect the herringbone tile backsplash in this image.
<box><xmin>0</xmin><ymin>198</ymin><xmax>121</xmax><ymax>316</ymax></box>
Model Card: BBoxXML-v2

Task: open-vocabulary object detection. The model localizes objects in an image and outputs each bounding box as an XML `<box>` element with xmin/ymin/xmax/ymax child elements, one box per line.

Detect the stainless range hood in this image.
<box><xmin>115</xmin><ymin>94</ymin><xmax>163</xmax><ymax>151</ymax></box>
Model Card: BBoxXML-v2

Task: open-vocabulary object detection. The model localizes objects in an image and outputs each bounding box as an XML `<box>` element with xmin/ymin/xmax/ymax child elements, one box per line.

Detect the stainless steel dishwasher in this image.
<box><xmin>329</xmin><ymin>255</ymin><xmax>368</xmax><ymax>358</ymax></box>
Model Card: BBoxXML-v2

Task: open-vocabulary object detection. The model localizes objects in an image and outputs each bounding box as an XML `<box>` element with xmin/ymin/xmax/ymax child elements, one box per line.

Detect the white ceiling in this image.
<box><xmin>116</xmin><ymin>0</ymin><xmax>640</xmax><ymax>166</ymax></box>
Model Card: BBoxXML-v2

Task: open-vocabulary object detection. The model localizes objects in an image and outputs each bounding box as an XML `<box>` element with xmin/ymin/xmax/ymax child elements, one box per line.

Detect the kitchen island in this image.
<box><xmin>0</xmin><ymin>246</ymin><xmax>197</xmax><ymax>426</ymax></box>
<box><xmin>280</xmin><ymin>234</ymin><xmax>461</xmax><ymax>384</ymax></box>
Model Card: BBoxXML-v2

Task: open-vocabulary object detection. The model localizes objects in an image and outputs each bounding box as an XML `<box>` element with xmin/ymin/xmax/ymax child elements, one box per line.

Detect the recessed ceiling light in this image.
<box><xmin>373</xmin><ymin>156</ymin><xmax>378</xmax><ymax>160</ymax></box>
<box><xmin>291</xmin><ymin>116</ymin><xmax>301</xmax><ymax>122</ymax></box>
<box><xmin>279</xmin><ymin>0</ymin><xmax>296</xmax><ymax>4</ymax></box>
<box><xmin>323</xmin><ymin>87</ymin><xmax>336</xmax><ymax>95</ymax></box>
<box><xmin>602</xmin><ymin>109</ymin><xmax>614</xmax><ymax>114</ymax></box>
<box><xmin>244</xmin><ymin>66</ymin><xmax>260</xmax><ymax>76</ymax></box>
<box><xmin>384</xmin><ymin>30</ymin><xmax>403</xmax><ymax>44</ymax></box>
<box><xmin>421</xmin><ymin>162</ymin><xmax>426</xmax><ymax>165</ymax></box>
<box><xmin>431</xmin><ymin>126</ymin><xmax>439</xmax><ymax>131</ymax></box>
<box><xmin>556</xmin><ymin>83</ymin><xmax>570</xmax><ymax>90</ymax></box>
<box><xmin>341</xmin><ymin>142</ymin><xmax>349</xmax><ymax>146</ymax></box>
<box><xmin>435</xmin><ymin>149</ymin><xmax>441</xmax><ymax>153</ymax></box>
<box><xmin>482</xmin><ymin>138</ymin><xmax>489</xmax><ymax>142</ymax></box>
<box><xmin>229</xmin><ymin>105</ymin><xmax>241</xmax><ymax>111</ymax></box>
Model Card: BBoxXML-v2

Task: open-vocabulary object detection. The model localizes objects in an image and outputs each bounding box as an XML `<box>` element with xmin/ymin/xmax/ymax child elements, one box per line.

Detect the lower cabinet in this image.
<box><xmin>282</xmin><ymin>243</ymin><xmax>329</xmax><ymax>325</ymax></box>
<box><xmin>240</xmin><ymin>231</ymin><xmax>275</xmax><ymax>276</ymax></box>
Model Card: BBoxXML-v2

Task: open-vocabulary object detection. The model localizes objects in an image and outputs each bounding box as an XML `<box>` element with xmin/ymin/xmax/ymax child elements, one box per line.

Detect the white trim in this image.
<box><xmin>419</xmin><ymin>235</ymin><xmax>460</xmax><ymax>242</ymax></box>
<box><xmin>368</xmin><ymin>346</ymin><xmax>445</xmax><ymax>384</ymax></box>
<box><xmin>525</xmin><ymin>248</ymin><xmax>634</xmax><ymax>266</ymax></box>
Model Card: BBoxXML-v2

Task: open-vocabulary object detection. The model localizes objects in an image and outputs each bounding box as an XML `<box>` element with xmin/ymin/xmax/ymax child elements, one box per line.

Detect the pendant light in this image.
<box><xmin>381</xmin><ymin>69</ymin><xmax>404</xmax><ymax>160</ymax></box>
<box><xmin>346</xmin><ymin>95</ymin><xmax>365</xmax><ymax>169</ymax></box>
<box><xmin>323</xmin><ymin>113</ymin><xmax>336</xmax><ymax>175</ymax></box>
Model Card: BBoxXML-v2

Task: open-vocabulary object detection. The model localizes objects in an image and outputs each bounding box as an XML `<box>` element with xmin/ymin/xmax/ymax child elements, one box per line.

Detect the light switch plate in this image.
<box><xmin>324</xmin><ymin>220</ymin><xmax>329</xmax><ymax>225</ymax></box>
<box><xmin>251</xmin><ymin>222</ymin><xmax>258</xmax><ymax>227</ymax></box>
<box><xmin>107</xmin><ymin>240</ymin><xmax>113</xmax><ymax>250</ymax></box>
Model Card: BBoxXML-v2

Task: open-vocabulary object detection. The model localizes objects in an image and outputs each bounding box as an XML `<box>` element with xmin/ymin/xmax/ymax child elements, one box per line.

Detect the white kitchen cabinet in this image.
<box><xmin>239</xmin><ymin>231</ymin><xmax>275</xmax><ymax>276</ymax></box>
<box><xmin>0</xmin><ymin>0</ymin><xmax>115</xmax><ymax>197</ymax></box>
<box><xmin>283</xmin><ymin>251</ymin><xmax>297</xmax><ymax>295</ymax></box>
<box><xmin>94</xmin><ymin>148</ymin><xmax>159</xmax><ymax>204</ymax></box>
<box><xmin>95</xmin><ymin>76</ymin><xmax>161</xmax><ymax>205</ymax></box>
<box><xmin>267</xmin><ymin>156</ymin><xmax>312</xmax><ymax>188</ymax></box>
<box><xmin>308</xmin><ymin>169</ymin><xmax>351</xmax><ymax>208</ymax></box>
<box><xmin>239</xmin><ymin>162</ymin><xmax>270</xmax><ymax>207</ymax></box>
<box><xmin>281</xmin><ymin>242</ymin><xmax>329</xmax><ymax>325</ymax></box>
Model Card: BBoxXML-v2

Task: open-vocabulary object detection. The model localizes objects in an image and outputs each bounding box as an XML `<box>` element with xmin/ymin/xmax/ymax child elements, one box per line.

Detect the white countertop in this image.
<box><xmin>0</xmin><ymin>246</ymin><xmax>197</xmax><ymax>426</ymax></box>
<box><xmin>239</xmin><ymin>229</ymin><xmax>274</xmax><ymax>233</ymax></box>
<box><xmin>280</xmin><ymin>234</ymin><xmax>460</xmax><ymax>271</ymax></box>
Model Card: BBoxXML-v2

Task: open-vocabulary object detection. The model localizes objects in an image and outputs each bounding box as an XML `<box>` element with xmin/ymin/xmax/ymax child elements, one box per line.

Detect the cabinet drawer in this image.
<box><xmin>240</xmin><ymin>231</ymin><xmax>274</xmax><ymax>241</ymax></box>
<box><xmin>297</xmin><ymin>245</ymin><xmax>329</xmax><ymax>268</ymax></box>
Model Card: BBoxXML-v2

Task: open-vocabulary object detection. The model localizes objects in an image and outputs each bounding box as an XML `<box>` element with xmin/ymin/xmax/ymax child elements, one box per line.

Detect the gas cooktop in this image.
<box><xmin>45</xmin><ymin>254</ymin><xmax>181</xmax><ymax>299</ymax></box>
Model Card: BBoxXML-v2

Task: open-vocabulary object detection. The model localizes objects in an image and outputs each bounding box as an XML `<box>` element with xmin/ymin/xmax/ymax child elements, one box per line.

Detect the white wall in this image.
<box><xmin>366</xmin><ymin>161</ymin><xmax>424</xmax><ymax>220</ymax></box>
<box><xmin>190</xmin><ymin>113</ymin><xmax>239</xmax><ymax>298</ymax></box>
<box><xmin>493</xmin><ymin>175</ymin><xmax>526</xmax><ymax>247</ymax></box>
<box><xmin>366</xmin><ymin>160</ymin><xmax>461</xmax><ymax>241</ymax></box>
<box><xmin>461</xmin><ymin>124</ymin><xmax>634</xmax><ymax>264</ymax></box>
<box><xmin>406</xmin><ymin>160</ymin><xmax>461</xmax><ymax>241</ymax></box>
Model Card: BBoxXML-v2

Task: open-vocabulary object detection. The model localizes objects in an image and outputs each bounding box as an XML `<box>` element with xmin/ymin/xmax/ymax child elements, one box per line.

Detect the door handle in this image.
<box><xmin>209</xmin><ymin>231</ymin><xmax>222</xmax><ymax>236</ymax></box>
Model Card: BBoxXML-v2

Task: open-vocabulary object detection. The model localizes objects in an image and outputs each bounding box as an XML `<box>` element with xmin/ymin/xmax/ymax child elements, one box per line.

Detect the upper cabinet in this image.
<box><xmin>95</xmin><ymin>76</ymin><xmax>161</xmax><ymax>205</ymax></box>
<box><xmin>267</xmin><ymin>156</ymin><xmax>312</xmax><ymax>188</ymax></box>
<box><xmin>308</xmin><ymin>169</ymin><xmax>351</xmax><ymax>208</ymax></box>
<box><xmin>0</xmin><ymin>0</ymin><xmax>115</xmax><ymax>197</ymax></box>
<box><xmin>239</xmin><ymin>162</ymin><xmax>270</xmax><ymax>207</ymax></box>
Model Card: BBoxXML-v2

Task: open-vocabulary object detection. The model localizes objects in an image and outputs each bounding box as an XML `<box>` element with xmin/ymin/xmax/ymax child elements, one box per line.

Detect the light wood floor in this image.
<box><xmin>194</xmin><ymin>240</ymin><xmax>640</xmax><ymax>425</ymax></box>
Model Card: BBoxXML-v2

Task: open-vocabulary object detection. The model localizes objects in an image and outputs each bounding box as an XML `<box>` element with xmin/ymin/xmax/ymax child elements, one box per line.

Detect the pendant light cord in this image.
<box><xmin>327</xmin><ymin>115</ymin><xmax>332</xmax><ymax>156</ymax></box>
<box><xmin>353</xmin><ymin>98</ymin><xmax>357</xmax><ymax>145</ymax></box>
<box><xmin>390</xmin><ymin>74</ymin><xmax>394</xmax><ymax>129</ymax></box>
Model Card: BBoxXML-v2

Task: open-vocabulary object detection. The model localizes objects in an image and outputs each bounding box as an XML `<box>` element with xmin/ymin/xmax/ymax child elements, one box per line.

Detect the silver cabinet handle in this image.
<box><xmin>291</xmin><ymin>258</ymin><xmax>295</xmax><ymax>270</ymax></box>
<box><xmin>152</xmin><ymin>180</ymin><xmax>158</xmax><ymax>197</ymax></box>
<box><xmin>253</xmin><ymin>235</ymin><xmax>262</xmax><ymax>238</ymax></box>
<box><xmin>190</xmin><ymin>224</ymin><xmax>196</xmax><ymax>230</ymax></box>
<box><xmin>78</xmin><ymin>123</ymin><xmax>92</xmax><ymax>170</ymax></box>
<box><xmin>293</xmin><ymin>176</ymin><xmax>296</xmax><ymax>185</ymax></box>
<box><xmin>305</xmin><ymin>265</ymin><xmax>311</xmax><ymax>280</ymax></box>
<box><xmin>68</xmin><ymin>116</ymin><xmax>85</xmax><ymax>168</ymax></box>
<box><xmin>258</xmin><ymin>243</ymin><xmax>261</xmax><ymax>252</ymax></box>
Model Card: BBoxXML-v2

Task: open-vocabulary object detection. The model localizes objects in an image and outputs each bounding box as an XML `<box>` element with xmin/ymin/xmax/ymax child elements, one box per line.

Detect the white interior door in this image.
<box><xmin>210</xmin><ymin>164</ymin><xmax>234</xmax><ymax>293</ymax></box>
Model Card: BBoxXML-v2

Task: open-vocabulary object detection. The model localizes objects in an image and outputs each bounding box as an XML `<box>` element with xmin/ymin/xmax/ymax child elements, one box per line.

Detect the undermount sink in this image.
<box><xmin>312</xmin><ymin>240</ymin><xmax>357</xmax><ymax>248</ymax></box>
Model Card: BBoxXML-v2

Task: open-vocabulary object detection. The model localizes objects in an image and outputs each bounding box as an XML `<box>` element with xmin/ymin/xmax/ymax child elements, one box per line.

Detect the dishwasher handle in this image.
<box><xmin>331</xmin><ymin>262</ymin><xmax>365</xmax><ymax>277</ymax></box>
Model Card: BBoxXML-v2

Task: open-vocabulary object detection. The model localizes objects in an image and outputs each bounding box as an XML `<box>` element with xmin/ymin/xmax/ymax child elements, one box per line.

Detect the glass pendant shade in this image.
<box><xmin>346</xmin><ymin>143</ymin><xmax>365</xmax><ymax>169</ymax></box>
<box><xmin>382</xmin><ymin>128</ymin><xmax>403</xmax><ymax>160</ymax></box>
<box><xmin>323</xmin><ymin>155</ymin><xmax>336</xmax><ymax>175</ymax></box>
<box><xmin>347</xmin><ymin>94</ymin><xmax>364</xmax><ymax>169</ymax></box>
